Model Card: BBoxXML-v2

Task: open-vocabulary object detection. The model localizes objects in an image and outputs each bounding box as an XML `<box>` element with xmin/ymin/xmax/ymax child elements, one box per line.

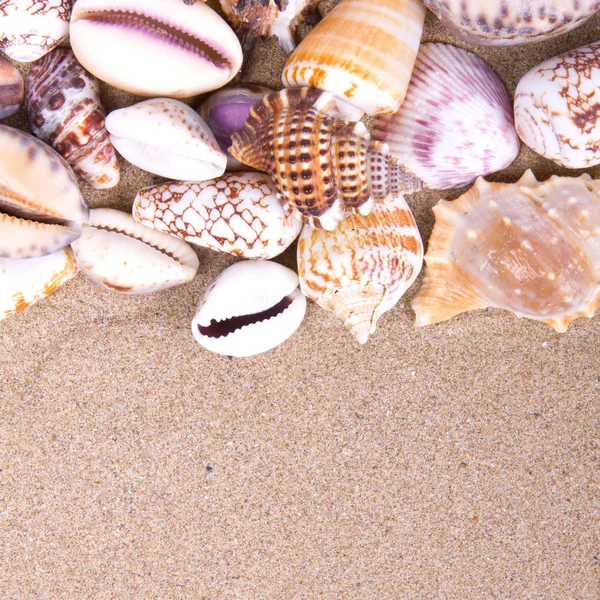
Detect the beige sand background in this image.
<box><xmin>1</xmin><ymin>5</ymin><xmax>600</xmax><ymax>599</ymax></box>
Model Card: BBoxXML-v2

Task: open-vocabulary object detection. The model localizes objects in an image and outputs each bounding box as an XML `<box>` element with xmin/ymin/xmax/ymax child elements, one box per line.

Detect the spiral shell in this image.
<box><xmin>28</xmin><ymin>49</ymin><xmax>120</xmax><ymax>190</ymax></box>
<box><xmin>412</xmin><ymin>172</ymin><xmax>600</xmax><ymax>332</ymax></box>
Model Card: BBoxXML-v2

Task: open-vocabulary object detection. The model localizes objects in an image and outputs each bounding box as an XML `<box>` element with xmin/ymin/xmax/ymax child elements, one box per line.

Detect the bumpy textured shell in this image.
<box><xmin>133</xmin><ymin>173</ymin><xmax>302</xmax><ymax>260</ymax></box>
<box><xmin>0</xmin><ymin>248</ymin><xmax>78</xmax><ymax>320</ymax></box>
<box><xmin>422</xmin><ymin>0</ymin><xmax>600</xmax><ymax>46</ymax></box>
<box><xmin>70</xmin><ymin>0</ymin><xmax>243</xmax><ymax>97</ymax></box>
<box><xmin>412</xmin><ymin>172</ymin><xmax>600</xmax><ymax>332</ymax></box>
<box><xmin>372</xmin><ymin>43</ymin><xmax>519</xmax><ymax>189</ymax></box>
<box><xmin>0</xmin><ymin>0</ymin><xmax>72</xmax><ymax>62</ymax></box>
<box><xmin>71</xmin><ymin>208</ymin><xmax>199</xmax><ymax>294</ymax></box>
<box><xmin>0</xmin><ymin>125</ymin><xmax>88</xmax><ymax>259</ymax></box>
<box><xmin>28</xmin><ymin>49</ymin><xmax>120</xmax><ymax>190</ymax></box>
<box><xmin>282</xmin><ymin>0</ymin><xmax>426</xmax><ymax>116</ymax></box>
<box><xmin>298</xmin><ymin>201</ymin><xmax>423</xmax><ymax>344</ymax></box>
<box><xmin>514</xmin><ymin>41</ymin><xmax>600</xmax><ymax>169</ymax></box>
<box><xmin>192</xmin><ymin>260</ymin><xmax>307</xmax><ymax>357</ymax></box>
<box><xmin>0</xmin><ymin>56</ymin><xmax>23</xmax><ymax>119</ymax></box>
<box><xmin>230</xmin><ymin>88</ymin><xmax>422</xmax><ymax>231</ymax></box>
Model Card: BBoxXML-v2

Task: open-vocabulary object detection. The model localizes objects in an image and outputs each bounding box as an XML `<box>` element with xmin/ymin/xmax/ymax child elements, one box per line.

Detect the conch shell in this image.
<box><xmin>298</xmin><ymin>200</ymin><xmax>423</xmax><ymax>344</ymax></box>
<box><xmin>230</xmin><ymin>88</ymin><xmax>422</xmax><ymax>230</ymax></box>
<box><xmin>422</xmin><ymin>0</ymin><xmax>600</xmax><ymax>46</ymax></box>
<box><xmin>412</xmin><ymin>172</ymin><xmax>600</xmax><ymax>332</ymax></box>
<box><xmin>514</xmin><ymin>41</ymin><xmax>600</xmax><ymax>169</ymax></box>
<box><xmin>282</xmin><ymin>0</ymin><xmax>426</xmax><ymax>118</ymax></box>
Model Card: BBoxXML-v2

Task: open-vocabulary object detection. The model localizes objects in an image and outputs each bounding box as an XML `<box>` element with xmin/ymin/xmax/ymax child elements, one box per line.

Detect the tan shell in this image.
<box><xmin>298</xmin><ymin>200</ymin><xmax>423</xmax><ymax>344</ymax></box>
<box><xmin>282</xmin><ymin>0</ymin><xmax>426</xmax><ymax>117</ymax></box>
<box><xmin>412</xmin><ymin>172</ymin><xmax>600</xmax><ymax>332</ymax></box>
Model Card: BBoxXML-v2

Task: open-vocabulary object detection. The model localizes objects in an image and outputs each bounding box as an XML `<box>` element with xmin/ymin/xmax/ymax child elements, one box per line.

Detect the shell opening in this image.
<box><xmin>198</xmin><ymin>294</ymin><xmax>294</xmax><ymax>338</ymax></box>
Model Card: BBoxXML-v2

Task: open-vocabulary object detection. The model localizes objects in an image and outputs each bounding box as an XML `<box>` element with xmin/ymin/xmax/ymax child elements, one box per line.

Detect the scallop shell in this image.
<box><xmin>412</xmin><ymin>172</ymin><xmax>600</xmax><ymax>332</ymax></box>
<box><xmin>514</xmin><ymin>41</ymin><xmax>600</xmax><ymax>169</ymax></box>
<box><xmin>28</xmin><ymin>48</ymin><xmax>120</xmax><ymax>190</ymax></box>
<box><xmin>192</xmin><ymin>260</ymin><xmax>306</xmax><ymax>357</ymax></box>
<box><xmin>422</xmin><ymin>0</ymin><xmax>600</xmax><ymax>46</ymax></box>
<box><xmin>70</xmin><ymin>0</ymin><xmax>243</xmax><ymax>97</ymax></box>
<box><xmin>0</xmin><ymin>56</ymin><xmax>23</xmax><ymax>119</ymax></box>
<box><xmin>0</xmin><ymin>125</ymin><xmax>88</xmax><ymax>260</ymax></box>
<box><xmin>71</xmin><ymin>208</ymin><xmax>199</xmax><ymax>294</ymax></box>
<box><xmin>0</xmin><ymin>0</ymin><xmax>72</xmax><ymax>62</ymax></box>
<box><xmin>298</xmin><ymin>200</ymin><xmax>423</xmax><ymax>344</ymax></box>
<box><xmin>0</xmin><ymin>248</ymin><xmax>78</xmax><ymax>320</ymax></box>
<box><xmin>105</xmin><ymin>99</ymin><xmax>226</xmax><ymax>181</ymax></box>
<box><xmin>282</xmin><ymin>0</ymin><xmax>426</xmax><ymax>117</ymax></box>
<box><xmin>133</xmin><ymin>173</ymin><xmax>302</xmax><ymax>260</ymax></box>
<box><xmin>371</xmin><ymin>43</ymin><xmax>519</xmax><ymax>189</ymax></box>
<box><xmin>230</xmin><ymin>88</ymin><xmax>422</xmax><ymax>231</ymax></box>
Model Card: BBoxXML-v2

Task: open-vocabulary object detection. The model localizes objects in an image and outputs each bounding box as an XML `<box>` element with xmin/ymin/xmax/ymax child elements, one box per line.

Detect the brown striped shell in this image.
<box><xmin>230</xmin><ymin>88</ymin><xmax>422</xmax><ymax>230</ymax></box>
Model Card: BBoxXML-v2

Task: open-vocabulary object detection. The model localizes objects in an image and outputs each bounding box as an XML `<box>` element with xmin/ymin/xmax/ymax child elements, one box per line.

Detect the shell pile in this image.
<box><xmin>0</xmin><ymin>0</ymin><xmax>600</xmax><ymax>351</ymax></box>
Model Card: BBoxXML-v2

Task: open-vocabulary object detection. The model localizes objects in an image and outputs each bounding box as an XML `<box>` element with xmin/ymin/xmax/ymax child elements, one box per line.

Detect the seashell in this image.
<box><xmin>230</xmin><ymin>88</ymin><xmax>423</xmax><ymax>231</ymax></box>
<box><xmin>105</xmin><ymin>98</ymin><xmax>226</xmax><ymax>181</ymax></box>
<box><xmin>298</xmin><ymin>201</ymin><xmax>423</xmax><ymax>344</ymax></box>
<box><xmin>70</xmin><ymin>208</ymin><xmax>199</xmax><ymax>294</ymax></box>
<box><xmin>133</xmin><ymin>173</ymin><xmax>303</xmax><ymax>260</ymax></box>
<box><xmin>0</xmin><ymin>56</ymin><xmax>23</xmax><ymax>119</ymax></box>
<box><xmin>412</xmin><ymin>172</ymin><xmax>600</xmax><ymax>332</ymax></box>
<box><xmin>371</xmin><ymin>43</ymin><xmax>519</xmax><ymax>190</ymax></box>
<box><xmin>421</xmin><ymin>0</ymin><xmax>600</xmax><ymax>46</ymax></box>
<box><xmin>0</xmin><ymin>125</ymin><xmax>88</xmax><ymax>260</ymax></box>
<box><xmin>282</xmin><ymin>0</ymin><xmax>426</xmax><ymax>117</ymax></box>
<box><xmin>70</xmin><ymin>0</ymin><xmax>243</xmax><ymax>97</ymax></box>
<box><xmin>197</xmin><ymin>85</ymin><xmax>273</xmax><ymax>171</ymax></box>
<box><xmin>0</xmin><ymin>0</ymin><xmax>72</xmax><ymax>62</ymax></box>
<box><xmin>27</xmin><ymin>48</ymin><xmax>120</xmax><ymax>190</ymax></box>
<box><xmin>192</xmin><ymin>260</ymin><xmax>306</xmax><ymax>357</ymax></box>
<box><xmin>514</xmin><ymin>41</ymin><xmax>600</xmax><ymax>169</ymax></box>
<box><xmin>0</xmin><ymin>248</ymin><xmax>78</xmax><ymax>321</ymax></box>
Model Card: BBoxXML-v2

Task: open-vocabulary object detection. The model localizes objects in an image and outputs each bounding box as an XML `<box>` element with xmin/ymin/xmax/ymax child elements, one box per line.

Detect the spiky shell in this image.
<box><xmin>28</xmin><ymin>48</ymin><xmax>120</xmax><ymax>190</ymax></box>
<box><xmin>298</xmin><ymin>200</ymin><xmax>423</xmax><ymax>344</ymax></box>
<box><xmin>412</xmin><ymin>172</ymin><xmax>600</xmax><ymax>332</ymax></box>
<box><xmin>230</xmin><ymin>88</ymin><xmax>422</xmax><ymax>230</ymax></box>
<box><xmin>282</xmin><ymin>0</ymin><xmax>425</xmax><ymax>117</ymax></box>
<box><xmin>422</xmin><ymin>0</ymin><xmax>600</xmax><ymax>46</ymax></box>
<box><xmin>514</xmin><ymin>41</ymin><xmax>600</xmax><ymax>169</ymax></box>
<box><xmin>371</xmin><ymin>43</ymin><xmax>519</xmax><ymax>189</ymax></box>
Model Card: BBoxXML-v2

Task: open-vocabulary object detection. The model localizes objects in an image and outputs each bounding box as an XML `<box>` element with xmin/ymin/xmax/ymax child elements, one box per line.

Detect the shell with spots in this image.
<box><xmin>230</xmin><ymin>88</ymin><xmax>423</xmax><ymax>231</ymax></box>
<box><xmin>133</xmin><ymin>173</ymin><xmax>302</xmax><ymax>260</ymax></box>
<box><xmin>514</xmin><ymin>41</ymin><xmax>600</xmax><ymax>169</ymax></box>
<box><xmin>422</xmin><ymin>0</ymin><xmax>600</xmax><ymax>46</ymax></box>
<box><xmin>105</xmin><ymin>98</ymin><xmax>226</xmax><ymax>181</ymax></box>
<box><xmin>412</xmin><ymin>172</ymin><xmax>600</xmax><ymax>332</ymax></box>
<box><xmin>282</xmin><ymin>0</ymin><xmax>426</xmax><ymax>118</ymax></box>
<box><xmin>28</xmin><ymin>48</ymin><xmax>120</xmax><ymax>190</ymax></box>
<box><xmin>298</xmin><ymin>200</ymin><xmax>423</xmax><ymax>344</ymax></box>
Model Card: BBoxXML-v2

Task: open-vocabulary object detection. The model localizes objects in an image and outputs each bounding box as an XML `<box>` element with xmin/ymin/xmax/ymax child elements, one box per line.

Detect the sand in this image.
<box><xmin>1</xmin><ymin>6</ymin><xmax>600</xmax><ymax>599</ymax></box>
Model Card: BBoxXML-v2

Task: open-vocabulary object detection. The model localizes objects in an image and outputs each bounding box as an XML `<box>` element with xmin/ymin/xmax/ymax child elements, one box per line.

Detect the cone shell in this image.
<box><xmin>0</xmin><ymin>125</ymin><xmax>88</xmax><ymax>260</ymax></box>
<box><xmin>133</xmin><ymin>173</ymin><xmax>302</xmax><ymax>260</ymax></box>
<box><xmin>282</xmin><ymin>0</ymin><xmax>426</xmax><ymax>116</ymax></box>
<box><xmin>71</xmin><ymin>208</ymin><xmax>199</xmax><ymax>294</ymax></box>
<box><xmin>0</xmin><ymin>0</ymin><xmax>72</xmax><ymax>62</ymax></box>
<box><xmin>372</xmin><ymin>43</ymin><xmax>519</xmax><ymax>190</ymax></box>
<box><xmin>298</xmin><ymin>200</ymin><xmax>423</xmax><ymax>344</ymax></box>
<box><xmin>192</xmin><ymin>260</ymin><xmax>307</xmax><ymax>357</ymax></box>
<box><xmin>0</xmin><ymin>248</ymin><xmax>78</xmax><ymax>320</ymax></box>
<box><xmin>412</xmin><ymin>172</ymin><xmax>600</xmax><ymax>332</ymax></box>
<box><xmin>230</xmin><ymin>88</ymin><xmax>423</xmax><ymax>231</ymax></box>
<box><xmin>28</xmin><ymin>49</ymin><xmax>120</xmax><ymax>190</ymax></box>
<box><xmin>106</xmin><ymin>99</ymin><xmax>226</xmax><ymax>181</ymax></box>
<box><xmin>0</xmin><ymin>56</ymin><xmax>23</xmax><ymax>119</ymax></box>
<box><xmin>70</xmin><ymin>0</ymin><xmax>243</xmax><ymax>97</ymax></box>
<box><xmin>514</xmin><ymin>41</ymin><xmax>600</xmax><ymax>169</ymax></box>
<box><xmin>422</xmin><ymin>0</ymin><xmax>600</xmax><ymax>46</ymax></box>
